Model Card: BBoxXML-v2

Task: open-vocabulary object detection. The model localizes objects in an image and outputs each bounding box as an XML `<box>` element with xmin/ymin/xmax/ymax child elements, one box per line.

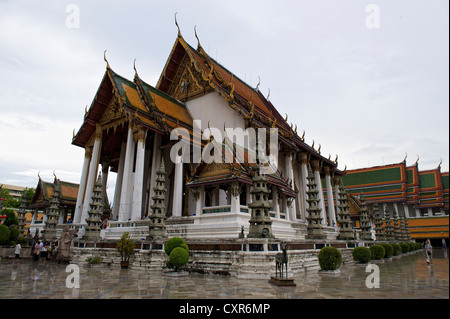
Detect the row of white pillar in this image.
<box><xmin>73</xmin><ymin>126</ymin><xmax>340</xmax><ymax>227</ymax></box>
<box><xmin>73</xmin><ymin>125</ymin><xmax>187</xmax><ymax>225</ymax></box>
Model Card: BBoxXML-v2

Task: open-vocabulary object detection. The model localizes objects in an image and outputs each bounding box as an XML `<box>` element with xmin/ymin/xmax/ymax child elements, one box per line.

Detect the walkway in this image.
<box><xmin>0</xmin><ymin>249</ymin><xmax>448</xmax><ymax>299</ymax></box>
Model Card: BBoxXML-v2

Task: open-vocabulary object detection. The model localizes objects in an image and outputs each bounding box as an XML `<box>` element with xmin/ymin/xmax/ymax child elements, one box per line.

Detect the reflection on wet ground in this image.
<box><xmin>0</xmin><ymin>249</ymin><xmax>448</xmax><ymax>299</ymax></box>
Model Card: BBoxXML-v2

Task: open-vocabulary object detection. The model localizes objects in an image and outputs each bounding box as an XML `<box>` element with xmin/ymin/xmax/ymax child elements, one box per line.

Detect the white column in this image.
<box><xmin>31</xmin><ymin>208</ymin><xmax>38</xmax><ymax>224</ymax></box>
<box><xmin>284</xmin><ymin>151</ymin><xmax>297</xmax><ymax>221</ymax></box>
<box><xmin>131</xmin><ymin>128</ymin><xmax>146</xmax><ymax>221</ymax></box>
<box><xmin>172</xmin><ymin>154</ymin><xmax>183</xmax><ymax>217</ymax></box>
<box><xmin>101</xmin><ymin>161</ymin><xmax>109</xmax><ymax>207</ymax></box>
<box><xmin>324</xmin><ymin>167</ymin><xmax>337</xmax><ymax>227</ymax></box>
<box><xmin>403</xmin><ymin>204</ymin><xmax>410</xmax><ymax>218</ymax></box>
<box><xmin>230</xmin><ymin>181</ymin><xmax>240</xmax><ymax>214</ymax></box>
<box><xmin>111</xmin><ymin>141</ymin><xmax>126</xmax><ymax>220</ymax></box>
<box><xmin>73</xmin><ymin>147</ymin><xmax>91</xmax><ymax>224</ymax></box>
<box><xmin>299</xmin><ymin>153</ymin><xmax>309</xmax><ymax>220</ymax></box>
<box><xmin>148</xmin><ymin>133</ymin><xmax>162</xmax><ymax>212</ymax></box>
<box><xmin>312</xmin><ymin>160</ymin><xmax>327</xmax><ymax>225</ymax></box>
<box><xmin>195</xmin><ymin>186</ymin><xmax>204</xmax><ymax>216</ymax></box>
<box><xmin>118</xmin><ymin>127</ymin><xmax>136</xmax><ymax>221</ymax></box>
<box><xmin>80</xmin><ymin>132</ymin><xmax>102</xmax><ymax>224</ymax></box>
<box><xmin>272</xmin><ymin>185</ymin><xmax>280</xmax><ymax>219</ymax></box>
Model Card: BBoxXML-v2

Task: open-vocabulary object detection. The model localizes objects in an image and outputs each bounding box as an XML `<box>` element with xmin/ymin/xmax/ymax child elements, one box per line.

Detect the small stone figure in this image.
<box><xmin>275</xmin><ymin>242</ymin><xmax>288</xmax><ymax>278</ymax></box>
<box><xmin>57</xmin><ymin>226</ymin><xmax>77</xmax><ymax>264</ymax></box>
<box><xmin>239</xmin><ymin>225</ymin><xmax>245</xmax><ymax>239</ymax></box>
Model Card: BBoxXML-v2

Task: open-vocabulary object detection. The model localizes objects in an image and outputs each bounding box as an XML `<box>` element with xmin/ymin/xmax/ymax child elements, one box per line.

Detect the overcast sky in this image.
<box><xmin>0</xmin><ymin>0</ymin><xmax>448</xmax><ymax>201</ymax></box>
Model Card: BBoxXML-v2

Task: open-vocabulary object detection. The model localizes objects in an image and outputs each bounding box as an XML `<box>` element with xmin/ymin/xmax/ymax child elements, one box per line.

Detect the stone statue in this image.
<box><xmin>57</xmin><ymin>226</ymin><xmax>77</xmax><ymax>264</ymax></box>
<box><xmin>239</xmin><ymin>225</ymin><xmax>245</xmax><ymax>239</ymax></box>
<box><xmin>275</xmin><ymin>242</ymin><xmax>288</xmax><ymax>278</ymax></box>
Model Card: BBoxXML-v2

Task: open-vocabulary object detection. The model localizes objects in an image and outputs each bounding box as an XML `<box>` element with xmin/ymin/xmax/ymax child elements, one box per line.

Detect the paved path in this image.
<box><xmin>0</xmin><ymin>249</ymin><xmax>448</xmax><ymax>299</ymax></box>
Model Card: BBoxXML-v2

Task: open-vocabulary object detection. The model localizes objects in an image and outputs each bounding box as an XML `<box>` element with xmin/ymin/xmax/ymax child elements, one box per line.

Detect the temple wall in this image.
<box><xmin>70</xmin><ymin>240</ymin><xmax>354</xmax><ymax>279</ymax></box>
<box><xmin>186</xmin><ymin>92</ymin><xmax>246</xmax><ymax>136</ymax></box>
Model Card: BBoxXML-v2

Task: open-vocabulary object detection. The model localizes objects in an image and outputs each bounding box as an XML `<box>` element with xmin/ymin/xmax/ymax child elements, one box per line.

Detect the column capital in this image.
<box><xmin>299</xmin><ymin>152</ymin><xmax>308</xmax><ymax>165</ymax></box>
<box><xmin>133</xmin><ymin>126</ymin><xmax>147</xmax><ymax>143</ymax></box>
<box><xmin>323</xmin><ymin>165</ymin><xmax>331</xmax><ymax>176</ymax></box>
<box><xmin>85</xmin><ymin>146</ymin><xmax>93</xmax><ymax>159</ymax></box>
<box><xmin>311</xmin><ymin>159</ymin><xmax>321</xmax><ymax>172</ymax></box>
<box><xmin>94</xmin><ymin>125</ymin><xmax>103</xmax><ymax>140</ymax></box>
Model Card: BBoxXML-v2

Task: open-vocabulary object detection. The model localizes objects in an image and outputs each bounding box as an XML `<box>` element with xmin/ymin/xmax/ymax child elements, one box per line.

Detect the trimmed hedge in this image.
<box><xmin>318</xmin><ymin>247</ymin><xmax>342</xmax><ymax>270</ymax></box>
<box><xmin>164</xmin><ymin>237</ymin><xmax>190</xmax><ymax>271</ymax></box>
<box><xmin>400</xmin><ymin>243</ymin><xmax>410</xmax><ymax>253</ymax></box>
<box><xmin>407</xmin><ymin>242</ymin><xmax>416</xmax><ymax>252</ymax></box>
<box><xmin>369</xmin><ymin>245</ymin><xmax>385</xmax><ymax>260</ymax></box>
<box><xmin>391</xmin><ymin>243</ymin><xmax>402</xmax><ymax>256</ymax></box>
<box><xmin>352</xmin><ymin>247</ymin><xmax>372</xmax><ymax>263</ymax></box>
<box><xmin>167</xmin><ymin>247</ymin><xmax>189</xmax><ymax>271</ymax></box>
<box><xmin>380</xmin><ymin>244</ymin><xmax>394</xmax><ymax>258</ymax></box>
<box><xmin>164</xmin><ymin>237</ymin><xmax>187</xmax><ymax>256</ymax></box>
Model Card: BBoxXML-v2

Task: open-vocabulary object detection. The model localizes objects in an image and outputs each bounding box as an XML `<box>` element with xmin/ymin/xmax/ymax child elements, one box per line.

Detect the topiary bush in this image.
<box><xmin>0</xmin><ymin>225</ymin><xmax>11</xmax><ymax>245</ymax></box>
<box><xmin>352</xmin><ymin>247</ymin><xmax>372</xmax><ymax>263</ymax></box>
<box><xmin>164</xmin><ymin>237</ymin><xmax>189</xmax><ymax>272</ymax></box>
<box><xmin>164</xmin><ymin>237</ymin><xmax>187</xmax><ymax>256</ymax></box>
<box><xmin>400</xmin><ymin>243</ymin><xmax>410</xmax><ymax>253</ymax></box>
<box><xmin>415</xmin><ymin>242</ymin><xmax>423</xmax><ymax>250</ymax></box>
<box><xmin>167</xmin><ymin>247</ymin><xmax>189</xmax><ymax>271</ymax></box>
<box><xmin>380</xmin><ymin>244</ymin><xmax>394</xmax><ymax>258</ymax></box>
<box><xmin>407</xmin><ymin>242</ymin><xmax>416</xmax><ymax>252</ymax></box>
<box><xmin>369</xmin><ymin>245</ymin><xmax>385</xmax><ymax>260</ymax></box>
<box><xmin>318</xmin><ymin>247</ymin><xmax>342</xmax><ymax>270</ymax></box>
<box><xmin>391</xmin><ymin>243</ymin><xmax>402</xmax><ymax>256</ymax></box>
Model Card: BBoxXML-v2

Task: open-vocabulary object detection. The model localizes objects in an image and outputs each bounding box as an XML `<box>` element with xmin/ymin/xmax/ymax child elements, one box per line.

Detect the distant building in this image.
<box><xmin>338</xmin><ymin>158</ymin><xmax>449</xmax><ymax>245</ymax></box>
<box><xmin>0</xmin><ymin>184</ymin><xmax>27</xmax><ymax>201</ymax></box>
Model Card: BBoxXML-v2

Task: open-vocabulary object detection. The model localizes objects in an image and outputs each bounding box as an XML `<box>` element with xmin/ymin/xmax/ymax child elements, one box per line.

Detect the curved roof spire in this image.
<box><xmin>174</xmin><ymin>12</ymin><xmax>181</xmax><ymax>37</ymax></box>
<box><xmin>104</xmin><ymin>50</ymin><xmax>110</xmax><ymax>69</ymax></box>
<box><xmin>194</xmin><ymin>25</ymin><xmax>202</xmax><ymax>50</ymax></box>
<box><xmin>133</xmin><ymin>58</ymin><xmax>139</xmax><ymax>78</ymax></box>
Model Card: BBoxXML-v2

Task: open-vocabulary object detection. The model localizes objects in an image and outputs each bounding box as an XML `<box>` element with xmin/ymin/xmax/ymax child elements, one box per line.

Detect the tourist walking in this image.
<box><xmin>14</xmin><ymin>243</ymin><xmax>22</xmax><ymax>263</ymax></box>
<box><xmin>33</xmin><ymin>242</ymin><xmax>40</xmax><ymax>262</ymax></box>
<box><xmin>425</xmin><ymin>239</ymin><xmax>433</xmax><ymax>264</ymax></box>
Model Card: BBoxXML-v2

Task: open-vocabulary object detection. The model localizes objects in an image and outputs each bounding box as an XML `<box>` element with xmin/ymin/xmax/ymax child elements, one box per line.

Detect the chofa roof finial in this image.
<box><xmin>104</xmin><ymin>50</ymin><xmax>110</xmax><ymax>69</ymax></box>
<box><xmin>194</xmin><ymin>25</ymin><xmax>202</xmax><ymax>50</ymax></box>
<box><xmin>175</xmin><ymin>12</ymin><xmax>181</xmax><ymax>37</ymax></box>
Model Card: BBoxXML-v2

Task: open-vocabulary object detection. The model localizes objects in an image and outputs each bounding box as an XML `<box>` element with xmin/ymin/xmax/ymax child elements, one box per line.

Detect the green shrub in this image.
<box><xmin>369</xmin><ymin>245</ymin><xmax>385</xmax><ymax>260</ymax></box>
<box><xmin>164</xmin><ymin>237</ymin><xmax>187</xmax><ymax>256</ymax></box>
<box><xmin>407</xmin><ymin>242</ymin><xmax>415</xmax><ymax>252</ymax></box>
<box><xmin>180</xmin><ymin>243</ymin><xmax>189</xmax><ymax>253</ymax></box>
<box><xmin>318</xmin><ymin>247</ymin><xmax>342</xmax><ymax>270</ymax></box>
<box><xmin>380</xmin><ymin>244</ymin><xmax>394</xmax><ymax>258</ymax></box>
<box><xmin>352</xmin><ymin>247</ymin><xmax>372</xmax><ymax>263</ymax></box>
<box><xmin>400</xmin><ymin>243</ymin><xmax>410</xmax><ymax>253</ymax></box>
<box><xmin>391</xmin><ymin>243</ymin><xmax>402</xmax><ymax>256</ymax></box>
<box><xmin>167</xmin><ymin>247</ymin><xmax>189</xmax><ymax>271</ymax></box>
<box><xmin>86</xmin><ymin>256</ymin><xmax>103</xmax><ymax>264</ymax></box>
<box><xmin>415</xmin><ymin>242</ymin><xmax>423</xmax><ymax>250</ymax></box>
<box><xmin>0</xmin><ymin>225</ymin><xmax>11</xmax><ymax>245</ymax></box>
<box><xmin>9</xmin><ymin>226</ymin><xmax>19</xmax><ymax>243</ymax></box>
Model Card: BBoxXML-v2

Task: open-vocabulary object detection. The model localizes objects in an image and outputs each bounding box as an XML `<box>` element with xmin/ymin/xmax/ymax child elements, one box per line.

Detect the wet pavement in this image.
<box><xmin>0</xmin><ymin>249</ymin><xmax>448</xmax><ymax>299</ymax></box>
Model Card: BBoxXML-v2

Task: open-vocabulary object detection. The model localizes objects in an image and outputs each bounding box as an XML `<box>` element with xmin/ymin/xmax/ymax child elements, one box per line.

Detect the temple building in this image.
<box><xmin>69</xmin><ymin>25</ymin><xmax>348</xmax><ymax>241</ymax></box>
<box><xmin>338</xmin><ymin>158</ymin><xmax>449</xmax><ymax>245</ymax></box>
<box><xmin>28</xmin><ymin>175</ymin><xmax>79</xmax><ymax>237</ymax></box>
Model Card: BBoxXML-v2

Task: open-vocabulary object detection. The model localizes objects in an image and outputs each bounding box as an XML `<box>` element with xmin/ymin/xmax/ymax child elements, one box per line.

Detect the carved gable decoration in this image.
<box><xmin>169</xmin><ymin>55</ymin><xmax>213</xmax><ymax>102</ymax></box>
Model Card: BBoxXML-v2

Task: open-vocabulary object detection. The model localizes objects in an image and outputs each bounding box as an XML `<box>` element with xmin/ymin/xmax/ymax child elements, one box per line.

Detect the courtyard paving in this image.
<box><xmin>0</xmin><ymin>249</ymin><xmax>448</xmax><ymax>299</ymax></box>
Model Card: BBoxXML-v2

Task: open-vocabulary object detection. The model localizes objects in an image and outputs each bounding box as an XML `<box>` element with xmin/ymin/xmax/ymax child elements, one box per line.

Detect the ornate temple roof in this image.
<box><xmin>73</xmin><ymin>27</ymin><xmax>343</xmax><ymax>186</ymax></box>
<box><xmin>342</xmin><ymin>161</ymin><xmax>407</xmax><ymax>203</ymax></box>
<box><xmin>29</xmin><ymin>176</ymin><xmax>79</xmax><ymax>209</ymax></box>
<box><xmin>156</xmin><ymin>30</ymin><xmax>341</xmax><ymax>174</ymax></box>
<box><xmin>340</xmin><ymin>158</ymin><xmax>448</xmax><ymax>209</ymax></box>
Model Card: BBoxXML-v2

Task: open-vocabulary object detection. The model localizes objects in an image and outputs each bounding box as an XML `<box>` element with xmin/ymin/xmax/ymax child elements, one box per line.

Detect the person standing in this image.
<box><xmin>14</xmin><ymin>243</ymin><xmax>22</xmax><ymax>263</ymax></box>
<box><xmin>425</xmin><ymin>239</ymin><xmax>433</xmax><ymax>264</ymax></box>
